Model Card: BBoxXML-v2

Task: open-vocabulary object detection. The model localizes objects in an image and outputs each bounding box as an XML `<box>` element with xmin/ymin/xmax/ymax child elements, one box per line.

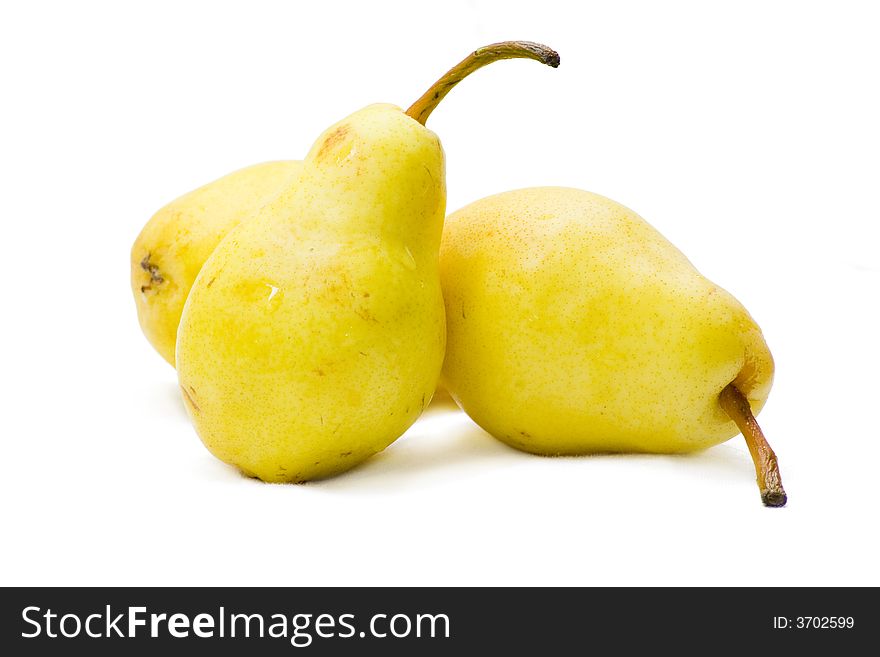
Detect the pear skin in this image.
<box><xmin>176</xmin><ymin>106</ymin><xmax>446</xmax><ymax>482</ymax></box>
<box><xmin>131</xmin><ymin>161</ymin><xmax>301</xmax><ymax>365</ymax></box>
<box><xmin>440</xmin><ymin>187</ymin><xmax>774</xmax><ymax>455</ymax></box>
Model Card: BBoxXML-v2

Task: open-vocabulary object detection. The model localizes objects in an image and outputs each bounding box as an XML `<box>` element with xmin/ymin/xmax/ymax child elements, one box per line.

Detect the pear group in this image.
<box><xmin>131</xmin><ymin>43</ymin><xmax>785</xmax><ymax>506</ymax></box>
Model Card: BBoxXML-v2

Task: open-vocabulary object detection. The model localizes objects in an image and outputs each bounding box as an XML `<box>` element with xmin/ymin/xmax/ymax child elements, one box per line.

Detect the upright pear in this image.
<box><xmin>131</xmin><ymin>161</ymin><xmax>301</xmax><ymax>365</ymax></box>
<box><xmin>440</xmin><ymin>187</ymin><xmax>786</xmax><ymax>506</ymax></box>
<box><xmin>175</xmin><ymin>43</ymin><xmax>560</xmax><ymax>482</ymax></box>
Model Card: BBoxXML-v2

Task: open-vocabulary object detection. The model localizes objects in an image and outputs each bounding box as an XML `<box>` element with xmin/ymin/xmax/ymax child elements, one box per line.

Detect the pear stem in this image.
<box><xmin>718</xmin><ymin>383</ymin><xmax>787</xmax><ymax>508</ymax></box>
<box><xmin>405</xmin><ymin>41</ymin><xmax>560</xmax><ymax>125</ymax></box>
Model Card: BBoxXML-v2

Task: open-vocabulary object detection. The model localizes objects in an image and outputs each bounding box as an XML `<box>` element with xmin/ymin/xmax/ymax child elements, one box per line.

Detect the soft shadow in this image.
<box><xmin>150</xmin><ymin>380</ymin><xmax>190</xmax><ymax>421</ymax></box>
<box><xmin>310</xmin><ymin>417</ymin><xmax>756</xmax><ymax>494</ymax></box>
<box><xmin>667</xmin><ymin>442</ymin><xmax>753</xmax><ymax>477</ymax></box>
<box><xmin>193</xmin><ymin>454</ymin><xmax>245</xmax><ymax>483</ymax></box>
<box><xmin>312</xmin><ymin>411</ymin><xmax>522</xmax><ymax>493</ymax></box>
<box><xmin>424</xmin><ymin>386</ymin><xmax>460</xmax><ymax>412</ymax></box>
<box><xmin>539</xmin><ymin>443</ymin><xmax>754</xmax><ymax>485</ymax></box>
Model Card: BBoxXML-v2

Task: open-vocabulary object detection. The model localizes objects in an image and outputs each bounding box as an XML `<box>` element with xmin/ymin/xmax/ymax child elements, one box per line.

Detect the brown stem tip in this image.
<box><xmin>719</xmin><ymin>383</ymin><xmax>787</xmax><ymax>508</ymax></box>
<box><xmin>406</xmin><ymin>41</ymin><xmax>560</xmax><ymax>125</ymax></box>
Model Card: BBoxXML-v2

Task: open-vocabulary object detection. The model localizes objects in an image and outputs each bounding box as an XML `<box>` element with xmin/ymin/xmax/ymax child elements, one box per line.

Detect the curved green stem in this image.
<box><xmin>406</xmin><ymin>41</ymin><xmax>560</xmax><ymax>125</ymax></box>
<box><xmin>719</xmin><ymin>383</ymin><xmax>787</xmax><ymax>507</ymax></box>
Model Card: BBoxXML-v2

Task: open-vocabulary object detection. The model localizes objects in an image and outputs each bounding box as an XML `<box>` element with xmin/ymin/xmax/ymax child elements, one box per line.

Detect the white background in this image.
<box><xmin>2</xmin><ymin>0</ymin><xmax>878</xmax><ymax>586</ymax></box>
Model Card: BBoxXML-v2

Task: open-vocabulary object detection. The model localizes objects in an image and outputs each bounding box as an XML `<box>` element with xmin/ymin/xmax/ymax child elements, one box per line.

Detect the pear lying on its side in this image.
<box><xmin>131</xmin><ymin>160</ymin><xmax>301</xmax><ymax>365</ymax></box>
<box><xmin>440</xmin><ymin>187</ymin><xmax>786</xmax><ymax>506</ymax></box>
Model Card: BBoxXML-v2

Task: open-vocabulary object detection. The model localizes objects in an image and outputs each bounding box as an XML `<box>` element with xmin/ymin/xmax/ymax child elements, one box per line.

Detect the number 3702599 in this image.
<box><xmin>773</xmin><ymin>617</ymin><xmax>855</xmax><ymax>629</ymax></box>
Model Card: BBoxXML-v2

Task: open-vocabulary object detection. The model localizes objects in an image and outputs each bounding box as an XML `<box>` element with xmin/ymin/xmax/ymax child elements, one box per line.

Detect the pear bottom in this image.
<box><xmin>176</xmin><ymin>228</ymin><xmax>445</xmax><ymax>483</ymax></box>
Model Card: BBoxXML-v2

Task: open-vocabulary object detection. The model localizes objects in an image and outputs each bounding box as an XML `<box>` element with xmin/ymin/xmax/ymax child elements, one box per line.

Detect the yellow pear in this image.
<box><xmin>175</xmin><ymin>43</ymin><xmax>560</xmax><ymax>482</ymax></box>
<box><xmin>440</xmin><ymin>187</ymin><xmax>786</xmax><ymax>506</ymax></box>
<box><xmin>131</xmin><ymin>161</ymin><xmax>301</xmax><ymax>365</ymax></box>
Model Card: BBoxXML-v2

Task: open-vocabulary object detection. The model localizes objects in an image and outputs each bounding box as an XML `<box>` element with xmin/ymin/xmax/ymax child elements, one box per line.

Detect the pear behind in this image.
<box><xmin>131</xmin><ymin>160</ymin><xmax>301</xmax><ymax>365</ymax></box>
